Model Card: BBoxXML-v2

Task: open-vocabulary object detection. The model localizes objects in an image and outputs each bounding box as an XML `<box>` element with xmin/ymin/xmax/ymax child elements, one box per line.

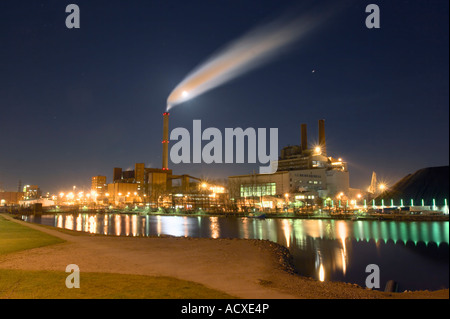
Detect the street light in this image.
<box><xmin>314</xmin><ymin>146</ymin><xmax>321</xmax><ymax>154</ymax></box>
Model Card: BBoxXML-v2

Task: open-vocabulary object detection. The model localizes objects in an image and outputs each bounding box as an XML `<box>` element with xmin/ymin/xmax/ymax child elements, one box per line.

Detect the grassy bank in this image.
<box><xmin>0</xmin><ymin>214</ymin><xmax>65</xmax><ymax>255</ymax></box>
<box><xmin>0</xmin><ymin>214</ymin><xmax>236</xmax><ymax>299</ymax></box>
<box><xmin>0</xmin><ymin>269</ymin><xmax>236</xmax><ymax>299</ymax></box>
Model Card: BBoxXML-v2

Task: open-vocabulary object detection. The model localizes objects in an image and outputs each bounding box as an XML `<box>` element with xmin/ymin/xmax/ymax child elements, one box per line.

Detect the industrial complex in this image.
<box><xmin>228</xmin><ymin>119</ymin><xmax>361</xmax><ymax>211</ymax></box>
<box><xmin>1</xmin><ymin>114</ymin><xmax>448</xmax><ymax>215</ymax></box>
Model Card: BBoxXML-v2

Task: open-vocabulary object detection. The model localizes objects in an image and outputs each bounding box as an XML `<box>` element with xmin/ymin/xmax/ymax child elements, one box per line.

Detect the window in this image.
<box><xmin>240</xmin><ymin>183</ymin><xmax>276</xmax><ymax>197</ymax></box>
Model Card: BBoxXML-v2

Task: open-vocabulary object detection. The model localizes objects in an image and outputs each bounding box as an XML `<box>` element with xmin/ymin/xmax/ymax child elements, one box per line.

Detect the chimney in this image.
<box><xmin>318</xmin><ymin>119</ymin><xmax>327</xmax><ymax>156</ymax></box>
<box><xmin>113</xmin><ymin>167</ymin><xmax>122</xmax><ymax>182</ymax></box>
<box><xmin>301</xmin><ymin>123</ymin><xmax>308</xmax><ymax>151</ymax></box>
<box><xmin>162</xmin><ymin>112</ymin><xmax>170</xmax><ymax>170</ymax></box>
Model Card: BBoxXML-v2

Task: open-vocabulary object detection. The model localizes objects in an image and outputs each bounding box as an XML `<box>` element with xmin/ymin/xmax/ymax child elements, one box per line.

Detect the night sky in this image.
<box><xmin>1</xmin><ymin>0</ymin><xmax>448</xmax><ymax>194</ymax></box>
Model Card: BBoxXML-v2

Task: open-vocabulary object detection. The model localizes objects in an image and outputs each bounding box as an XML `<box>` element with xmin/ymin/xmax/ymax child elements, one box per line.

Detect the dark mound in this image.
<box><xmin>377</xmin><ymin>166</ymin><xmax>449</xmax><ymax>205</ymax></box>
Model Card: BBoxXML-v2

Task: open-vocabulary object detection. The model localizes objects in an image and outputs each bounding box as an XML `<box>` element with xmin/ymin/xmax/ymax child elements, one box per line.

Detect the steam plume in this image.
<box><xmin>167</xmin><ymin>4</ymin><xmax>337</xmax><ymax>110</ymax></box>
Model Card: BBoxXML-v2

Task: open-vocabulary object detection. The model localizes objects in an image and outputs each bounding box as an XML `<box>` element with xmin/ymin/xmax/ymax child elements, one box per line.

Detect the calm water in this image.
<box><xmin>23</xmin><ymin>213</ymin><xmax>449</xmax><ymax>291</ymax></box>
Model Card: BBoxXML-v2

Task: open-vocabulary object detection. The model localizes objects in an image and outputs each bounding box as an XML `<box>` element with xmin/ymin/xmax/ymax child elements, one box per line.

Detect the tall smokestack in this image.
<box><xmin>162</xmin><ymin>112</ymin><xmax>170</xmax><ymax>170</ymax></box>
<box><xmin>301</xmin><ymin>123</ymin><xmax>308</xmax><ymax>151</ymax></box>
<box><xmin>318</xmin><ymin>119</ymin><xmax>327</xmax><ymax>156</ymax></box>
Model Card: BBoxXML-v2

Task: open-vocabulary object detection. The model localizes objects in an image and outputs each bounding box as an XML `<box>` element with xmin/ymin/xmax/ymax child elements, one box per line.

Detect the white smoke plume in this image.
<box><xmin>166</xmin><ymin>3</ymin><xmax>339</xmax><ymax>110</ymax></box>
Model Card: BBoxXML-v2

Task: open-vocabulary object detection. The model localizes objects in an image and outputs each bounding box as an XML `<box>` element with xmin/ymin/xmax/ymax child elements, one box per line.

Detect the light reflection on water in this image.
<box><xmin>23</xmin><ymin>214</ymin><xmax>449</xmax><ymax>291</ymax></box>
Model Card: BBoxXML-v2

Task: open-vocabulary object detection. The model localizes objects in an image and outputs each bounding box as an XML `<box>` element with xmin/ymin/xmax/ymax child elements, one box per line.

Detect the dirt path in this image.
<box><xmin>0</xmin><ymin>214</ymin><xmax>448</xmax><ymax>299</ymax></box>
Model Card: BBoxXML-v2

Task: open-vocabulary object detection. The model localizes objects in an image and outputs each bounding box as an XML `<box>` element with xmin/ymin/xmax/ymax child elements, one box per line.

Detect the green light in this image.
<box><xmin>372</xmin><ymin>199</ymin><xmax>375</xmax><ymax>208</ymax></box>
<box><xmin>400</xmin><ymin>199</ymin><xmax>404</xmax><ymax>207</ymax></box>
<box><xmin>390</xmin><ymin>199</ymin><xmax>394</xmax><ymax>207</ymax></box>
<box><xmin>411</xmin><ymin>199</ymin><xmax>414</xmax><ymax>207</ymax></box>
<box><xmin>364</xmin><ymin>199</ymin><xmax>367</xmax><ymax>208</ymax></box>
<box><xmin>381</xmin><ymin>199</ymin><xmax>384</xmax><ymax>209</ymax></box>
<box><xmin>421</xmin><ymin>199</ymin><xmax>425</xmax><ymax>207</ymax></box>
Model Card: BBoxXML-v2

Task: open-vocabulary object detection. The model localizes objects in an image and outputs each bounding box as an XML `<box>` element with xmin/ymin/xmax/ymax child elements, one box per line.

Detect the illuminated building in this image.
<box><xmin>229</xmin><ymin>120</ymin><xmax>355</xmax><ymax>208</ymax></box>
<box><xmin>108</xmin><ymin>163</ymin><xmax>174</xmax><ymax>206</ymax></box>
<box><xmin>96</xmin><ymin>113</ymin><xmax>226</xmax><ymax>209</ymax></box>
<box><xmin>19</xmin><ymin>197</ymin><xmax>54</xmax><ymax>208</ymax></box>
<box><xmin>23</xmin><ymin>185</ymin><xmax>41</xmax><ymax>200</ymax></box>
<box><xmin>0</xmin><ymin>191</ymin><xmax>24</xmax><ymax>206</ymax></box>
<box><xmin>91</xmin><ymin>176</ymin><xmax>107</xmax><ymax>196</ymax></box>
<box><xmin>228</xmin><ymin>171</ymin><xmax>289</xmax><ymax>211</ymax></box>
<box><xmin>107</xmin><ymin>182</ymin><xmax>140</xmax><ymax>206</ymax></box>
<box><xmin>102</xmin><ymin>161</ymin><xmax>229</xmax><ymax>209</ymax></box>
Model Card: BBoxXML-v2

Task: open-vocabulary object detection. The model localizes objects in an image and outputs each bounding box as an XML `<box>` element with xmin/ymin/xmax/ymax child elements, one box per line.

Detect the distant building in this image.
<box><xmin>107</xmin><ymin>182</ymin><xmax>140</xmax><ymax>206</ymax></box>
<box><xmin>229</xmin><ymin>171</ymin><xmax>289</xmax><ymax>199</ymax></box>
<box><xmin>23</xmin><ymin>185</ymin><xmax>41</xmax><ymax>200</ymax></box>
<box><xmin>0</xmin><ymin>192</ymin><xmax>24</xmax><ymax>206</ymax></box>
<box><xmin>228</xmin><ymin>120</ymin><xmax>354</xmax><ymax>209</ymax></box>
<box><xmin>91</xmin><ymin>176</ymin><xmax>107</xmax><ymax>196</ymax></box>
<box><xmin>228</xmin><ymin>171</ymin><xmax>289</xmax><ymax>211</ymax></box>
<box><xmin>19</xmin><ymin>197</ymin><xmax>55</xmax><ymax>208</ymax></box>
<box><xmin>107</xmin><ymin>163</ymin><xmax>174</xmax><ymax>206</ymax></box>
<box><xmin>103</xmin><ymin>163</ymin><xmax>229</xmax><ymax>209</ymax></box>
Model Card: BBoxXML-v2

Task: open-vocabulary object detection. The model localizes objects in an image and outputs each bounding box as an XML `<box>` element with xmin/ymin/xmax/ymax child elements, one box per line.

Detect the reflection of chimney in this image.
<box><xmin>162</xmin><ymin>112</ymin><xmax>170</xmax><ymax>170</ymax></box>
<box><xmin>301</xmin><ymin>124</ymin><xmax>308</xmax><ymax>151</ymax></box>
<box><xmin>318</xmin><ymin>119</ymin><xmax>327</xmax><ymax>156</ymax></box>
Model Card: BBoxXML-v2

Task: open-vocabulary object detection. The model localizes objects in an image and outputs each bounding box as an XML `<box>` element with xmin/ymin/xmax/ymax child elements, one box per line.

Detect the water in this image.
<box><xmin>22</xmin><ymin>213</ymin><xmax>449</xmax><ymax>291</ymax></box>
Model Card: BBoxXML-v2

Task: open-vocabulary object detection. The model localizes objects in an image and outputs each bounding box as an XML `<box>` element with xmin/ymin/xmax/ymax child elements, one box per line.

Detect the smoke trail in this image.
<box><xmin>167</xmin><ymin>4</ymin><xmax>337</xmax><ymax>110</ymax></box>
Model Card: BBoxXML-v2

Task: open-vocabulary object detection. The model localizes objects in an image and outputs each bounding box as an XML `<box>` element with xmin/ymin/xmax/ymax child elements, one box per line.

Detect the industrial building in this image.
<box><xmin>97</xmin><ymin>116</ymin><xmax>355</xmax><ymax>211</ymax></box>
<box><xmin>22</xmin><ymin>185</ymin><xmax>41</xmax><ymax>200</ymax></box>
<box><xmin>228</xmin><ymin>119</ymin><xmax>357</xmax><ymax>210</ymax></box>
<box><xmin>101</xmin><ymin>163</ymin><xmax>227</xmax><ymax>209</ymax></box>
<box><xmin>0</xmin><ymin>191</ymin><xmax>24</xmax><ymax>206</ymax></box>
<box><xmin>0</xmin><ymin>184</ymin><xmax>52</xmax><ymax>208</ymax></box>
<box><xmin>88</xmin><ymin>112</ymin><xmax>227</xmax><ymax>209</ymax></box>
<box><xmin>105</xmin><ymin>164</ymin><xmax>174</xmax><ymax>206</ymax></box>
<box><xmin>91</xmin><ymin>176</ymin><xmax>107</xmax><ymax>197</ymax></box>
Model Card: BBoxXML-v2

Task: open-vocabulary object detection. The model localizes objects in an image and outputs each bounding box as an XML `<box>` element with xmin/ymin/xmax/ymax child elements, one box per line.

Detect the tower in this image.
<box><xmin>301</xmin><ymin>123</ymin><xmax>308</xmax><ymax>152</ymax></box>
<box><xmin>162</xmin><ymin>112</ymin><xmax>170</xmax><ymax>170</ymax></box>
<box><xmin>318</xmin><ymin>119</ymin><xmax>327</xmax><ymax>156</ymax></box>
<box><xmin>368</xmin><ymin>171</ymin><xmax>377</xmax><ymax>194</ymax></box>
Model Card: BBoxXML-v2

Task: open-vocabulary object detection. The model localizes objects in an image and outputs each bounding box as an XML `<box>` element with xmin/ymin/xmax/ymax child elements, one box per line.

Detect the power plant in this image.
<box><xmin>105</xmin><ymin>116</ymin><xmax>356</xmax><ymax>210</ymax></box>
<box><xmin>229</xmin><ymin>119</ymin><xmax>359</xmax><ymax>210</ymax></box>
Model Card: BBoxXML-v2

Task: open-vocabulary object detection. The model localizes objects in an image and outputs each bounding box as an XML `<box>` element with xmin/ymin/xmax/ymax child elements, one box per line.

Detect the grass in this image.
<box><xmin>0</xmin><ymin>214</ymin><xmax>65</xmax><ymax>255</ymax></box>
<box><xmin>0</xmin><ymin>269</ymin><xmax>236</xmax><ymax>299</ymax></box>
<box><xmin>0</xmin><ymin>214</ymin><xmax>237</xmax><ymax>299</ymax></box>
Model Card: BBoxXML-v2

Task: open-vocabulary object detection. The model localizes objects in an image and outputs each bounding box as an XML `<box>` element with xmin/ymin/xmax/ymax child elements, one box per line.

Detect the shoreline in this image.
<box><xmin>1</xmin><ymin>213</ymin><xmax>448</xmax><ymax>299</ymax></box>
<box><xmin>6</xmin><ymin>209</ymin><xmax>450</xmax><ymax>222</ymax></box>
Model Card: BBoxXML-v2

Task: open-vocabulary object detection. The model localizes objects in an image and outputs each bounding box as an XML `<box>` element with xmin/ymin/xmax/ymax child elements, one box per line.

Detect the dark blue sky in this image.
<box><xmin>1</xmin><ymin>0</ymin><xmax>448</xmax><ymax>193</ymax></box>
